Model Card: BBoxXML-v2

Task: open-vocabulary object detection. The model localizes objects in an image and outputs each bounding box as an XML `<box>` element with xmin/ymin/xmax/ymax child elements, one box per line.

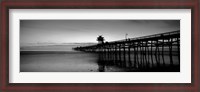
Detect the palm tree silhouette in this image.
<box><xmin>97</xmin><ymin>35</ymin><xmax>105</xmax><ymax>44</ymax></box>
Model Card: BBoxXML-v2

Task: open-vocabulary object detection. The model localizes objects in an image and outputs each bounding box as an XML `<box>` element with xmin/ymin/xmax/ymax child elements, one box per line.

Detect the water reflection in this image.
<box><xmin>96</xmin><ymin>50</ymin><xmax>180</xmax><ymax>72</ymax></box>
<box><xmin>97</xmin><ymin>60</ymin><xmax>105</xmax><ymax>72</ymax></box>
<box><xmin>20</xmin><ymin>50</ymin><xmax>180</xmax><ymax>72</ymax></box>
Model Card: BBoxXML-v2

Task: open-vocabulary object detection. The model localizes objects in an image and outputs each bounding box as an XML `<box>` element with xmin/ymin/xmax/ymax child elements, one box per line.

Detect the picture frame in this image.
<box><xmin>0</xmin><ymin>0</ymin><xmax>199</xmax><ymax>92</ymax></box>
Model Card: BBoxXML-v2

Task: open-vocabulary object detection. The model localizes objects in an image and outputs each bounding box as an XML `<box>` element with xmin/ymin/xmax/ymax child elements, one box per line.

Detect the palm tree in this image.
<box><xmin>97</xmin><ymin>35</ymin><xmax>104</xmax><ymax>44</ymax></box>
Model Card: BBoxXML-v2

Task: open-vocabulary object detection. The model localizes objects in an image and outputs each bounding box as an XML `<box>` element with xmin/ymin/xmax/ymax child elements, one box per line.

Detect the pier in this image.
<box><xmin>74</xmin><ymin>30</ymin><xmax>180</xmax><ymax>72</ymax></box>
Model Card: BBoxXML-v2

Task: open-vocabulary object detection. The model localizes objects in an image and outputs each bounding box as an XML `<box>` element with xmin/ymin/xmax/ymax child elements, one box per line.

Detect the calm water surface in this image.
<box><xmin>20</xmin><ymin>51</ymin><xmax>125</xmax><ymax>72</ymax></box>
<box><xmin>20</xmin><ymin>45</ymin><xmax>179</xmax><ymax>72</ymax></box>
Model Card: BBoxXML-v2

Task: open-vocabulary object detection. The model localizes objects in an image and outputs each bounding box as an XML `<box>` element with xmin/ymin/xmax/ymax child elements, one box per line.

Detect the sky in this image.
<box><xmin>20</xmin><ymin>20</ymin><xmax>180</xmax><ymax>45</ymax></box>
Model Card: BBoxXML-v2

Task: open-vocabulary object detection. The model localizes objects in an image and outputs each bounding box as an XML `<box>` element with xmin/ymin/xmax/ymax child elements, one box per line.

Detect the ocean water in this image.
<box><xmin>20</xmin><ymin>45</ymin><xmax>179</xmax><ymax>72</ymax></box>
<box><xmin>21</xmin><ymin>51</ymin><xmax>96</xmax><ymax>72</ymax></box>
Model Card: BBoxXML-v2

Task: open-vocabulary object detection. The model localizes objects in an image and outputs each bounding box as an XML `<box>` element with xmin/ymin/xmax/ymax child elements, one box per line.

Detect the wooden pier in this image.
<box><xmin>74</xmin><ymin>30</ymin><xmax>180</xmax><ymax>72</ymax></box>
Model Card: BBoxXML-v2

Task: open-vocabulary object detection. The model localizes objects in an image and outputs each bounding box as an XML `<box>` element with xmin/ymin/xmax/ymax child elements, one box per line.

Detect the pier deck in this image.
<box><xmin>74</xmin><ymin>30</ymin><xmax>180</xmax><ymax>71</ymax></box>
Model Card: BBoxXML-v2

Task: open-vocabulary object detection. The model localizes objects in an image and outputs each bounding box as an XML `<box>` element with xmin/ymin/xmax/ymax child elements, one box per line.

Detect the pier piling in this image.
<box><xmin>74</xmin><ymin>30</ymin><xmax>180</xmax><ymax>71</ymax></box>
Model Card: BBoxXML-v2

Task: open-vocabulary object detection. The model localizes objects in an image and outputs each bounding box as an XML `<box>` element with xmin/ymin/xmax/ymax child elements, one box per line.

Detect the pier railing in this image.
<box><xmin>74</xmin><ymin>30</ymin><xmax>180</xmax><ymax>72</ymax></box>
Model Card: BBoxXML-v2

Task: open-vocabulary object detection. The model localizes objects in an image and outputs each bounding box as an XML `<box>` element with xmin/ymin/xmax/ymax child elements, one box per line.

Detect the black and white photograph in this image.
<box><xmin>20</xmin><ymin>20</ymin><xmax>180</xmax><ymax>72</ymax></box>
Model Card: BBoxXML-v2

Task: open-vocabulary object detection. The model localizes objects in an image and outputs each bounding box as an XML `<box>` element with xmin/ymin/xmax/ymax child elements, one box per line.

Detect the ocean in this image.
<box><xmin>20</xmin><ymin>45</ymin><xmax>127</xmax><ymax>72</ymax></box>
<box><xmin>20</xmin><ymin>45</ymin><xmax>179</xmax><ymax>72</ymax></box>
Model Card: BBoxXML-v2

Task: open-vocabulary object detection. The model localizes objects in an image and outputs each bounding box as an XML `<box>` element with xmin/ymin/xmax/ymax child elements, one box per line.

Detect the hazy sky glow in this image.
<box><xmin>20</xmin><ymin>20</ymin><xmax>180</xmax><ymax>44</ymax></box>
